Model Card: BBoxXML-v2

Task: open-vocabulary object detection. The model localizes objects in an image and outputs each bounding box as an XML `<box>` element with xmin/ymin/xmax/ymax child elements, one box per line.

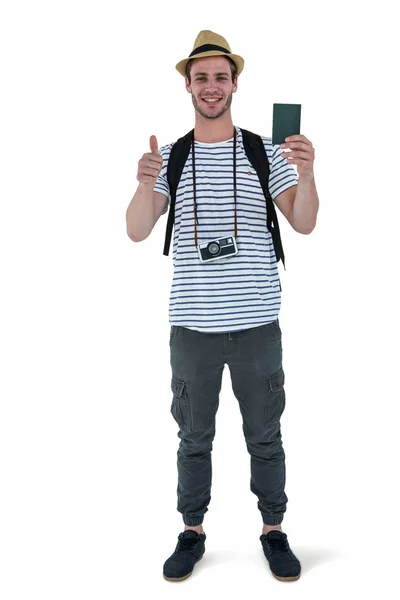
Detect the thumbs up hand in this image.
<box><xmin>137</xmin><ymin>135</ymin><xmax>163</xmax><ymax>185</ymax></box>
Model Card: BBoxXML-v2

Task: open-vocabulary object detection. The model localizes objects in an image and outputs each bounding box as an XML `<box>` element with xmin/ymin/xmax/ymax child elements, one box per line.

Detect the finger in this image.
<box><xmin>140</xmin><ymin>152</ymin><xmax>163</xmax><ymax>166</ymax></box>
<box><xmin>286</xmin><ymin>157</ymin><xmax>313</xmax><ymax>167</ymax></box>
<box><xmin>139</xmin><ymin>155</ymin><xmax>162</xmax><ymax>171</ymax></box>
<box><xmin>140</xmin><ymin>154</ymin><xmax>162</xmax><ymax>171</ymax></box>
<box><xmin>149</xmin><ymin>135</ymin><xmax>159</xmax><ymax>154</ymax></box>
<box><xmin>283</xmin><ymin>150</ymin><xmax>312</xmax><ymax>160</ymax></box>
<box><xmin>145</xmin><ymin>153</ymin><xmax>163</xmax><ymax>166</ymax></box>
<box><xmin>137</xmin><ymin>167</ymin><xmax>159</xmax><ymax>180</ymax></box>
<box><xmin>284</xmin><ymin>135</ymin><xmax>311</xmax><ymax>144</ymax></box>
<box><xmin>139</xmin><ymin>165</ymin><xmax>161</xmax><ymax>178</ymax></box>
<box><xmin>281</xmin><ymin>141</ymin><xmax>311</xmax><ymax>151</ymax></box>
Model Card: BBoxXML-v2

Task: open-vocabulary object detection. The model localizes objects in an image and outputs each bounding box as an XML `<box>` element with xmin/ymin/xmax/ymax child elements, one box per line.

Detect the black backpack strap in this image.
<box><xmin>241</xmin><ymin>128</ymin><xmax>286</xmax><ymax>271</ymax></box>
<box><xmin>163</xmin><ymin>129</ymin><xmax>194</xmax><ymax>256</ymax></box>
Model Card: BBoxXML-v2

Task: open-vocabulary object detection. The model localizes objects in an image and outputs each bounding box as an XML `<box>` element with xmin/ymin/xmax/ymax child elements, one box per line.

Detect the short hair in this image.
<box><xmin>185</xmin><ymin>56</ymin><xmax>238</xmax><ymax>83</ymax></box>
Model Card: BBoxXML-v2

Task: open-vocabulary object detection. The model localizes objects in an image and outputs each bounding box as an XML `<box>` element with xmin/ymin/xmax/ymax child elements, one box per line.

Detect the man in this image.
<box><xmin>126</xmin><ymin>30</ymin><xmax>319</xmax><ymax>583</ymax></box>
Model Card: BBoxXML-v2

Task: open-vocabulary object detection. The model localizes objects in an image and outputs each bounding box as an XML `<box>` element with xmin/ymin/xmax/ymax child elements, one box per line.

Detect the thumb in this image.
<box><xmin>149</xmin><ymin>135</ymin><xmax>159</xmax><ymax>154</ymax></box>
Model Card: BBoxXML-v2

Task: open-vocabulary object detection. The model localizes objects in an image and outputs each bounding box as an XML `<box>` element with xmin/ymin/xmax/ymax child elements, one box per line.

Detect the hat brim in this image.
<box><xmin>176</xmin><ymin>51</ymin><xmax>244</xmax><ymax>77</ymax></box>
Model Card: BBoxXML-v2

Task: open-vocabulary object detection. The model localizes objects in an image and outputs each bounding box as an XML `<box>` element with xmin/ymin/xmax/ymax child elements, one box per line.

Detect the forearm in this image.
<box><xmin>126</xmin><ymin>184</ymin><xmax>155</xmax><ymax>241</ymax></box>
<box><xmin>291</xmin><ymin>173</ymin><xmax>319</xmax><ymax>234</ymax></box>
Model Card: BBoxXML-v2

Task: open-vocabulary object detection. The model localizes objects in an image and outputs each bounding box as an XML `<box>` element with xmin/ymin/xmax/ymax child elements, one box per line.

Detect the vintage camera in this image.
<box><xmin>198</xmin><ymin>236</ymin><xmax>238</xmax><ymax>263</ymax></box>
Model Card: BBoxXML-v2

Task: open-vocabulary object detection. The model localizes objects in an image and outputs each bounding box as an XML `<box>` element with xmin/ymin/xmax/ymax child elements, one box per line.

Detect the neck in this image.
<box><xmin>194</xmin><ymin>112</ymin><xmax>235</xmax><ymax>143</ymax></box>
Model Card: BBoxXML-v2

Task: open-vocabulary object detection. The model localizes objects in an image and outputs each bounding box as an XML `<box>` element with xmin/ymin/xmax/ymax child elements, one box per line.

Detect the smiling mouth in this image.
<box><xmin>202</xmin><ymin>97</ymin><xmax>223</xmax><ymax>104</ymax></box>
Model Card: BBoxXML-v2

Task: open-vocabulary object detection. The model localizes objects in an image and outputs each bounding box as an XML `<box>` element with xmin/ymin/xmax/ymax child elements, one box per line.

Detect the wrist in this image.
<box><xmin>298</xmin><ymin>170</ymin><xmax>315</xmax><ymax>183</ymax></box>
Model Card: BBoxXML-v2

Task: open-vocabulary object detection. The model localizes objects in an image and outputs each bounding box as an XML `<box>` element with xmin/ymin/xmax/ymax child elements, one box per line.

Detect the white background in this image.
<box><xmin>1</xmin><ymin>0</ymin><xmax>399</xmax><ymax>598</ymax></box>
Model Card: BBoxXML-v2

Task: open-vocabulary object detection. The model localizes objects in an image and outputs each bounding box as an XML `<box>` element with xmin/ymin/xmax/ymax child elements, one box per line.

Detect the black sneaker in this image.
<box><xmin>163</xmin><ymin>530</ymin><xmax>206</xmax><ymax>582</ymax></box>
<box><xmin>260</xmin><ymin>530</ymin><xmax>301</xmax><ymax>581</ymax></box>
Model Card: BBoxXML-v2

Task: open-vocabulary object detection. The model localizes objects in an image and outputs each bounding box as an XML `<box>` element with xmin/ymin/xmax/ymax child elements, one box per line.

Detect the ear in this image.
<box><xmin>232</xmin><ymin>74</ymin><xmax>238</xmax><ymax>93</ymax></box>
<box><xmin>185</xmin><ymin>76</ymin><xmax>192</xmax><ymax>93</ymax></box>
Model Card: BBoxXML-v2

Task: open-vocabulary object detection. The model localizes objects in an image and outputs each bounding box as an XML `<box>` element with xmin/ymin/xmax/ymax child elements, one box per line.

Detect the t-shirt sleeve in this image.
<box><xmin>262</xmin><ymin>137</ymin><xmax>299</xmax><ymax>202</ymax></box>
<box><xmin>153</xmin><ymin>143</ymin><xmax>173</xmax><ymax>215</ymax></box>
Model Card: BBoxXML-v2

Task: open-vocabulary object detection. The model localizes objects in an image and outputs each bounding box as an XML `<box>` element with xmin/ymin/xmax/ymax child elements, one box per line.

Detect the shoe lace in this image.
<box><xmin>177</xmin><ymin>535</ymin><xmax>199</xmax><ymax>553</ymax></box>
<box><xmin>267</xmin><ymin>536</ymin><xmax>290</xmax><ymax>553</ymax></box>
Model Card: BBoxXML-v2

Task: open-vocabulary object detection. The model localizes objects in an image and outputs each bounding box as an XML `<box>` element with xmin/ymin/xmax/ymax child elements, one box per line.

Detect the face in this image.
<box><xmin>185</xmin><ymin>56</ymin><xmax>238</xmax><ymax>120</ymax></box>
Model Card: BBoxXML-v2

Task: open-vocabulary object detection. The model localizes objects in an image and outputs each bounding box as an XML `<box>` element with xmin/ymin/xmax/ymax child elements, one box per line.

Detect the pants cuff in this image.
<box><xmin>183</xmin><ymin>515</ymin><xmax>204</xmax><ymax>526</ymax></box>
<box><xmin>262</xmin><ymin>514</ymin><xmax>283</xmax><ymax>525</ymax></box>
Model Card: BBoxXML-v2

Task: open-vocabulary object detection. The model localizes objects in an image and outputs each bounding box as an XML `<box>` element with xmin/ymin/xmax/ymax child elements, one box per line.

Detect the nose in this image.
<box><xmin>204</xmin><ymin>84</ymin><xmax>220</xmax><ymax>94</ymax></box>
<box><xmin>204</xmin><ymin>78</ymin><xmax>222</xmax><ymax>92</ymax></box>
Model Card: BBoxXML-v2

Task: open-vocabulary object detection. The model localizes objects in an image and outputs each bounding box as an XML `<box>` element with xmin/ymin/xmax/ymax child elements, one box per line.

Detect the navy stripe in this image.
<box><xmin>173</xmin><ymin>266</ymin><xmax>274</xmax><ymax>273</ymax></box>
<box><xmin>169</xmin><ymin>290</ymin><xmax>277</xmax><ymax>299</ymax></box>
<box><xmin>168</xmin><ymin>308</ymin><xmax>277</xmax><ymax>316</ymax></box>
<box><xmin>174</xmin><ymin>235</ymin><xmax>274</xmax><ymax>243</ymax></box>
<box><xmin>171</xmin><ymin>281</ymin><xmax>279</xmax><ymax>288</ymax></box>
<box><xmin>170</xmin><ymin>299</ymin><xmax>274</xmax><ymax>306</ymax></box>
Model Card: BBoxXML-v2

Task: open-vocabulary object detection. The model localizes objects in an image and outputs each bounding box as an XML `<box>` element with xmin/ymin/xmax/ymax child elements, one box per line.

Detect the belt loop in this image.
<box><xmin>228</xmin><ymin>332</ymin><xmax>232</xmax><ymax>341</ymax></box>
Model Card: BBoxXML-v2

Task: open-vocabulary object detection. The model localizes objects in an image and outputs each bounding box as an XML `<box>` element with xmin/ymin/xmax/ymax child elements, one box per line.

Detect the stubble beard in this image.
<box><xmin>192</xmin><ymin>92</ymin><xmax>233</xmax><ymax>120</ymax></box>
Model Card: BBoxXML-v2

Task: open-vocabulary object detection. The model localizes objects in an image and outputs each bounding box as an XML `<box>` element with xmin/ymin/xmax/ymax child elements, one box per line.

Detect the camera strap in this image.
<box><xmin>192</xmin><ymin>126</ymin><xmax>237</xmax><ymax>247</ymax></box>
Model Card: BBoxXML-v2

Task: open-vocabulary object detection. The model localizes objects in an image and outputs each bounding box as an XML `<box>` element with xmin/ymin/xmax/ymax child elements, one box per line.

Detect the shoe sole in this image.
<box><xmin>272</xmin><ymin>572</ymin><xmax>301</xmax><ymax>582</ymax></box>
<box><xmin>163</xmin><ymin>555</ymin><xmax>203</xmax><ymax>582</ymax></box>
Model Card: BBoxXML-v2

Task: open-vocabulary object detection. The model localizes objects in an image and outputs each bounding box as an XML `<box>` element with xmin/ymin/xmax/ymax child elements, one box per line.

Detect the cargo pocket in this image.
<box><xmin>170</xmin><ymin>376</ymin><xmax>191</xmax><ymax>432</ymax></box>
<box><xmin>265</xmin><ymin>367</ymin><xmax>286</xmax><ymax>425</ymax></box>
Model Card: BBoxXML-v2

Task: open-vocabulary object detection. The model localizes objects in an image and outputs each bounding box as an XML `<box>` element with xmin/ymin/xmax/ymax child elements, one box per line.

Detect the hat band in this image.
<box><xmin>189</xmin><ymin>43</ymin><xmax>230</xmax><ymax>57</ymax></box>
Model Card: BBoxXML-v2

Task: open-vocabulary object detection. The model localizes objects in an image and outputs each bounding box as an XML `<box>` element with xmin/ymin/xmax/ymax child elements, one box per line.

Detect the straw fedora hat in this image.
<box><xmin>175</xmin><ymin>30</ymin><xmax>244</xmax><ymax>77</ymax></box>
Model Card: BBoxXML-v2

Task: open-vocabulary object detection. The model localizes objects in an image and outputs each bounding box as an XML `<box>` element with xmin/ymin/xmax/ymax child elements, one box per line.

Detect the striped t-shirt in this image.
<box><xmin>153</xmin><ymin>126</ymin><xmax>298</xmax><ymax>334</ymax></box>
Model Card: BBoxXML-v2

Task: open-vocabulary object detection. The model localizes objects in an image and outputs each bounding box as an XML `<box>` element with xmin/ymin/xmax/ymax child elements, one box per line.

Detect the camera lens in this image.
<box><xmin>208</xmin><ymin>242</ymin><xmax>220</xmax><ymax>256</ymax></box>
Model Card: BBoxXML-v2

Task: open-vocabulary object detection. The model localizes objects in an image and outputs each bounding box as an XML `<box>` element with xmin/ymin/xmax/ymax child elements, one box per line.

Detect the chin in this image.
<box><xmin>195</xmin><ymin>102</ymin><xmax>228</xmax><ymax>120</ymax></box>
